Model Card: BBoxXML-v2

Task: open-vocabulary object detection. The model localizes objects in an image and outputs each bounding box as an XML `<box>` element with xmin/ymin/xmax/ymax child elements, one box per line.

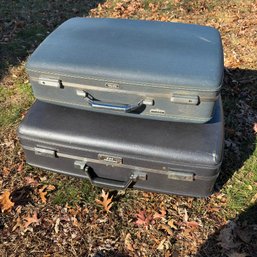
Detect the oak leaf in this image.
<box><xmin>95</xmin><ymin>190</ymin><xmax>113</xmax><ymax>212</ymax></box>
<box><xmin>38</xmin><ymin>185</ymin><xmax>56</xmax><ymax>204</ymax></box>
<box><xmin>24</xmin><ymin>212</ymin><xmax>40</xmax><ymax>228</ymax></box>
<box><xmin>0</xmin><ymin>191</ymin><xmax>14</xmax><ymax>212</ymax></box>
<box><xmin>124</xmin><ymin>233</ymin><xmax>134</xmax><ymax>252</ymax></box>
<box><xmin>135</xmin><ymin>210</ymin><xmax>152</xmax><ymax>226</ymax></box>
<box><xmin>12</xmin><ymin>216</ymin><xmax>23</xmax><ymax>231</ymax></box>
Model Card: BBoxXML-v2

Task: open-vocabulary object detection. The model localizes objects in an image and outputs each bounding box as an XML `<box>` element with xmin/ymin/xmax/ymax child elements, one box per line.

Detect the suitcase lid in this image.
<box><xmin>26</xmin><ymin>18</ymin><xmax>223</xmax><ymax>92</ymax></box>
<box><xmin>18</xmin><ymin>97</ymin><xmax>224</xmax><ymax>172</ymax></box>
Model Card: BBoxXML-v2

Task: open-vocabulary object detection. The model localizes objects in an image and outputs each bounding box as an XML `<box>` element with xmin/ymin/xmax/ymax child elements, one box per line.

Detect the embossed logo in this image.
<box><xmin>105</xmin><ymin>82</ymin><xmax>120</xmax><ymax>89</ymax></box>
<box><xmin>98</xmin><ymin>154</ymin><xmax>123</xmax><ymax>164</ymax></box>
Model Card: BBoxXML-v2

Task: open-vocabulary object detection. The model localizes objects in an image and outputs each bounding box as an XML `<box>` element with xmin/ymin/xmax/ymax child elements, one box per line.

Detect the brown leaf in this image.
<box><xmin>38</xmin><ymin>185</ymin><xmax>56</xmax><ymax>204</ymax></box>
<box><xmin>153</xmin><ymin>207</ymin><xmax>166</xmax><ymax>219</ymax></box>
<box><xmin>124</xmin><ymin>233</ymin><xmax>134</xmax><ymax>252</ymax></box>
<box><xmin>95</xmin><ymin>189</ymin><xmax>113</xmax><ymax>212</ymax></box>
<box><xmin>185</xmin><ymin>221</ymin><xmax>200</xmax><ymax>229</ymax></box>
<box><xmin>12</xmin><ymin>216</ymin><xmax>23</xmax><ymax>231</ymax></box>
<box><xmin>25</xmin><ymin>176</ymin><xmax>38</xmax><ymax>186</ymax></box>
<box><xmin>250</xmin><ymin>193</ymin><xmax>257</xmax><ymax>203</ymax></box>
<box><xmin>135</xmin><ymin>210</ymin><xmax>152</xmax><ymax>226</ymax></box>
<box><xmin>24</xmin><ymin>212</ymin><xmax>40</xmax><ymax>228</ymax></box>
<box><xmin>160</xmin><ymin>224</ymin><xmax>173</xmax><ymax>236</ymax></box>
<box><xmin>0</xmin><ymin>191</ymin><xmax>14</xmax><ymax>212</ymax></box>
<box><xmin>183</xmin><ymin>208</ymin><xmax>188</xmax><ymax>222</ymax></box>
<box><xmin>2</xmin><ymin>167</ymin><xmax>10</xmax><ymax>176</ymax></box>
<box><xmin>167</xmin><ymin>219</ymin><xmax>178</xmax><ymax>230</ymax></box>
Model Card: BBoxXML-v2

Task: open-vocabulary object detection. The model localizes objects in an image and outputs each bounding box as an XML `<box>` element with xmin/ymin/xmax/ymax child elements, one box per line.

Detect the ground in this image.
<box><xmin>0</xmin><ymin>0</ymin><xmax>257</xmax><ymax>256</ymax></box>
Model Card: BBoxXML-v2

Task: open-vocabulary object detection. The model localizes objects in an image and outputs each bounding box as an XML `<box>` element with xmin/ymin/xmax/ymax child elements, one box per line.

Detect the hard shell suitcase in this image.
<box><xmin>18</xmin><ymin>97</ymin><xmax>224</xmax><ymax>197</ymax></box>
<box><xmin>26</xmin><ymin>18</ymin><xmax>224</xmax><ymax>123</ymax></box>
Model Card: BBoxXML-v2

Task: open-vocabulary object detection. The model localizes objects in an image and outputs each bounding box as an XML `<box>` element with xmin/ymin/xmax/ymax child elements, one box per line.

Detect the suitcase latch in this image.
<box><xmin>167</xmin><ymin>171</ymin><xmax>194</xmax><ymax>181</ymax></box>
<box><xmin>38</xmin><ymin>77</ymin><xmax>62</xmax><ymax>88</ymax></box>
<box><xmin>170</xmin><ymin>94</ymin><xmax>200</xmax><ymax>105</ymax></box>
<box><xmin>34</xmin><ymin>147</ymin><xmax>57</xmax><ymax>158</ymax></box>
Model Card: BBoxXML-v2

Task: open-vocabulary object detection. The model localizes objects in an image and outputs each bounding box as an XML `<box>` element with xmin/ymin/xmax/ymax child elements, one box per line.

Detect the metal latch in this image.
<box><xmin>39</xmin><ymin>77</ymin><xmax>62</xmax><ymax>88</ymax></box>
<box><xmin>168</xmin><ymin>171</ymin><xmax>194</xmax><ymax>181</ymax></box>
<box><xmin>170</xmin><ymin>94</ymin><xmax>200</xmax><ymax>105</ymax></box>
<box><xmin>34</xmin><ymin>147</ymin><xmax>57</xmax><ymax>158</ymax></box>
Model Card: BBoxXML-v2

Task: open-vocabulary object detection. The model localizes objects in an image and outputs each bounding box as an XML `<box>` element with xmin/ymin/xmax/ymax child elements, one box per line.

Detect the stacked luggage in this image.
<box><xmin>18</xmin><ymin>18</ymin><xmax>224</xmax><ymax>197</ymax></box>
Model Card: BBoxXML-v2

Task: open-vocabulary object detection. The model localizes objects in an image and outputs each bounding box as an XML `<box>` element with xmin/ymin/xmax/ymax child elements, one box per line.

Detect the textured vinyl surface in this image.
<box><xmin>26</xmin><ymin>18</ymin><xmax>223</xmax><ymax>90</ymax></box>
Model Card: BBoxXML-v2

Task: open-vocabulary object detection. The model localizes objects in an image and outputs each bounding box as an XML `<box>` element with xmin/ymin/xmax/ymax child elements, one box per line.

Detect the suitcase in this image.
<box><xmin>26</xmin><ymin>18</ymin><xmax>224</xmax><ymax>123</ymax></box>
<box><xmin>18</xmin><ymin>97</ymin><xmax>224</xmax><ymax>197</ymax></box>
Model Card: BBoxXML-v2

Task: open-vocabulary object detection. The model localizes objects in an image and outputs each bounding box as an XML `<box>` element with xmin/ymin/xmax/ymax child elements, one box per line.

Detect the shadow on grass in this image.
<box><xmin>0</xmin><ymin>0</ymin><xmax>105</xmax><ymax>80</ymax></box>
<box><xmin>197</xmin><ymin>68</ymin><xmax>257</xmax><ymax>256</ymax></box>
<box><xmin>215</xmin><ymin>68</ymin><xmax>257</xmax><ymax>190</ymax></box>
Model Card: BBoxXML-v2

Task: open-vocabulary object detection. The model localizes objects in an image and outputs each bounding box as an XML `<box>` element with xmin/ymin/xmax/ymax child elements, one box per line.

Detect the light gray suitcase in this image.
<box><xmin>26</xmin><ymin>18</ymin><xmax>224</xmax><ymax>123</ymax></box>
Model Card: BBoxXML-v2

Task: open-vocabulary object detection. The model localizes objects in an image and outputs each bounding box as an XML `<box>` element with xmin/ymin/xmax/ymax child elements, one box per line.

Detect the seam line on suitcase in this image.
<box><xmin>33</xmin><ymin>97</ymin><xmax>212</xmax><ymax>122</ymax></box>
<box><xmin>28</xmin><ymin>69</ymin><xmax>223</xmax><ymax>92</ymax></box>
<box><xmin>20</xmin><ymin>140</ymin><xmax>222</xmax><ymax>171</ymax></box>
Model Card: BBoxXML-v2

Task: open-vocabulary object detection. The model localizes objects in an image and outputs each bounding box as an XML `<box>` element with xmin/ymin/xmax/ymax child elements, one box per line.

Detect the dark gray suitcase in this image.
<box><xmin>26</xmin><ymin>18</ymin><xmax>224</xmax><ymax>123</ymax></box>
<box><xmin>18</xmin><ymin>97</ymin><xmax>224</xmax><ymax>197</ymax></box>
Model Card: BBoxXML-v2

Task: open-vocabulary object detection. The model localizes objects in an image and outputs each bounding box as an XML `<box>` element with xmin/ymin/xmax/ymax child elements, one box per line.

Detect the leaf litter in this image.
<box><xmin>0</xmin><ymin>0</ymin><xmax>257</xmax><ymax>256</ymax></box>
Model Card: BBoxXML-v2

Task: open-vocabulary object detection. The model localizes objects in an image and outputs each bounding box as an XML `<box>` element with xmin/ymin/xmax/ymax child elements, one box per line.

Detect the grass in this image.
<box><xmin>0</xmin><ymin>0</ymin><xmax>257</xmax><ymax>256</ymax></box>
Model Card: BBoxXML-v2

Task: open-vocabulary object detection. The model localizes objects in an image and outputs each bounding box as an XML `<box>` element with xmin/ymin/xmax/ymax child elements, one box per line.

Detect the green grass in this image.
<box><xmin>52</xmin><ymin>179</ymin><xmax>98</xmax><ymax>206</ymax></box>
<box><xmin>224</xmin><ymin>148</ymin><xmax>257</xmax><ymax>216</ymax></box>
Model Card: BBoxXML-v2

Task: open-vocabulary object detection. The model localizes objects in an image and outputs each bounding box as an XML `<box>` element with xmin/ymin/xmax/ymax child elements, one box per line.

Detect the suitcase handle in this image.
<box><xmin>76</xmin><ymin>91</ymin><xmax>153</xmax><ymax>113</ymax></box>
<box><xmin>74</xmin><ymin>160</ymin><xmax>146</xmax><ymax>189</ymax></box>
<box><xmin>86</xmin><ymin>168</ymin><xmax>140</xmax><ymax>189</ymax></box>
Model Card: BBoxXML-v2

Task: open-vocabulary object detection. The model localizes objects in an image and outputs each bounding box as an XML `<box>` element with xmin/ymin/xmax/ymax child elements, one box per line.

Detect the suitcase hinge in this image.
<box><xmin>34</xmin><ymin>147</ymin><xmax>57</xmax><ymax>158</ymax></box>
<box><xmin>38</xmin><ymin>77</ymin><xmax>62</xmax><ymax>88</ymax></box>
<box><xmin>168</xmin><ymin>171</ymin><xmax>194</xmax><ymax>181</ymax></box>
<box><xmin>170</xmin><ymin>94</ymin><xmax>200</xmax><ymax>105</ymax></box>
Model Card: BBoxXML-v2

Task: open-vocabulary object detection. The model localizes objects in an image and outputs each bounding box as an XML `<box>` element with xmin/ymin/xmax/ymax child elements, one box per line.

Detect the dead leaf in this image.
<box><xmin>124</xmin><ymin>233</ymin><xmax>134</xmax><ymax>252</ymax></box>
<box><xmin>135</xmin><ymin>210</ymin><xmax>152</xmax><ymax>226</ymax></box>
<box><xmin>157</xmin><ymin>239</ymin><xmax>171</xmax><ymax>251</ymax></box>
<box><xmin>38</xmin><ymin>185</ymin><xmax>56</xmax><ymax>204</ymax></box>
<box><xmin>183</xmin><ymin>208</ymin><xmax>188</xmax><ymax>222</ymax></box>
<box><xmin>95</xmin><ymin>189</ymin><xmax>113</xmax><ymax>212</ymax></box>
<box><xmin>185</xmin><ymin>221</ymin><xmax>200</xmax><ymax>229</ymax></box>
<box><xmin>2</xmin><ymin>167</ymin><xmax>10</xmax><ymax>176</ymax></box>
<box><xmin>167</xmin><ymin>219</ymin><xmax>178</xmax><ymax>230</ymax></box>
<box><xmin>160</xmin><ymin>224</ymin><xmax>173</xmax><ymax>236</ymax></box>
<box><xmin>12</xmin><ymin>216</ymin><xmax>23</xmax><ymax>231</ymax></box>
<box><xmin>250</xmin><ymin>193</ymin><xmax>257</xmax><ymax>203</ymax></box>
<box><xmin>153</xmin><ymin>207</ymin><xmax>166</xmax><ymax>219</ymax></box>
<box><xmin>0</xmin><ymin>191</ymin><xmax>14</xmax><ymax>212</ymax></box>
<box><xmin>54</xmin><ymin>217</ymin><xmax>60</xmax><ymax>234</ymax></box>
<box><xmin>218</xmin><ymin>221</ymin><xmax>241</xmax><ymax>250</ymax></box>
<box><xmin>24</xmin><ymin>212</ymin><xmax>40</xmax><ymax>229</ymax></box>
<box><xmin>24</xmin><ymin>176</ymin><xmax>38</xmax><ymax>186</ymax></box>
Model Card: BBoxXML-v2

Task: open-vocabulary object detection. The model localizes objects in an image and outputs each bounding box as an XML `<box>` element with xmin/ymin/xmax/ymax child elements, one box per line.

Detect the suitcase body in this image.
<box><xmin>26</xmin><ymin>18</ymin><xmax>224</xmax><ymax>123</ymax></box>
<box><xmin>18</xmin><ymin>98</ymin><xmax>224</xmax><ymax>197</ymax></box>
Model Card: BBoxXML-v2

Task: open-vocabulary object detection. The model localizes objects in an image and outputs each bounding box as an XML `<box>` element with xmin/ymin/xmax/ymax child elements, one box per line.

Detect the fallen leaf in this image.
<box><xmin>160</xmin><ymin>224</ymin><xmax>173</xmax><ymax>236</ymax></box>
<box><xmin>185</xmin><ymin>221</ymin><xmax>199</xmax><ymax>229</ymax></box>
<box><xmin>218</xmin><ymin>221</ymin><xmax>240</xmax><ymax>250</ymax></box>
<box><xmin>95</xmin><ymin>189</ymin><xmax>113</xmax><ymax>212</ymax></box>
<box><xmin>12</xmin><ymin>216</ymin><xmax>23</xmax><ymax>231</ymax></box>
<box><xmin>0</xmin><ymin>191</ymin><xmax>14</xmax><ymax>212</ymax></box>
<box><xmin>24</xmin><ymin>212</ymin><xmax>40</xmax><ymax>229</ymax></box>
<box><xmin>153</xmin><ymin>207</ymin><xmax>166</xmax><ymax>219</ymax></box>
<box><xmin>38</xmin><ymin>185</ymin><xmax>56</xmax><ymax>204</ymax></box>
<box><xmin>2</xmin><ymin>167</ymin><xmax>10</xmax><ymax>176</ymax></box>
<box><xmin>54</xmin><ymin>217</ymin><xmax>60</xmax><ymax>234</ymax></box>
<box><xmin>135</xmin><ymin>210</ymin><xmax>152</xmax><ymax>226</ymax></box>
<box><xmin>183</xmin><ymin>209</ymin><xmax>188</xmax><ymax>222</ymax></box>
<box><xmin>124</xmin><ymin>233</ymin><xmax>134</xmax><ymax>252</ymax></box>
<box><xmin>157</xmin><ymin>239</ymin><xmax>171</xmax><ymax>251</ymax></box>
<box><xmin>167</xmin><ymin>219</ymin><xmax>178</xmax><ymax>230</ymax></box>
<box><xmin>250</xmin><ymin>193</ymin><xmax>257</xmax><ymax>203</ymax></box>
<box><xmin>24</xmin><ymin>176</ymin><xmax>38</xmax><ymax>186</ymax></box>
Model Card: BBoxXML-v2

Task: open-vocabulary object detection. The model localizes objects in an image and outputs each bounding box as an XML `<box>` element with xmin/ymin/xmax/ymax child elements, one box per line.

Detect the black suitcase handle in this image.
<box><xmin>74</xmin><ymin>160</ymin><xmax>146</xmax><ymax>190</ymax></box>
